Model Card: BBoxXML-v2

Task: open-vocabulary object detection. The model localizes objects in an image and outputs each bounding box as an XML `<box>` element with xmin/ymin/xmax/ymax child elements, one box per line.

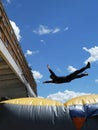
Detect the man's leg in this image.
<box><xmin>69</xmin><ymin>62</ymin><xmax>90</xmax><ymax>77</ymax></box>
<box><xmin>74</xmin><ymin>73</ymin><xmax>88</xmax><ymax>79</ymax></box>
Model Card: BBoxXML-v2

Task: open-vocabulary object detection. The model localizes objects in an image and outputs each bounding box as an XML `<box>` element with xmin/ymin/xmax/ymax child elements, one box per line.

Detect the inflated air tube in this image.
<box><xmin>64</xmin><ymin>94</ymin><xmax>98</xmax><ymax>130</ymax></box>
<box><xmin>0</xmin><ymin>95</ymin><xmax>98</xmax><ymax>130</ymax></box>
<box><xmin>0</xmin><ymin>98</ymin><xmax>75</xmax><ymax>130</ymax></box>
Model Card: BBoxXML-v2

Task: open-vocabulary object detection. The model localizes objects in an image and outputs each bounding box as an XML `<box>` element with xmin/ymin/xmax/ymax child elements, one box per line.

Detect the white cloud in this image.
<box><xmin>33</xmin><ymin>25</ymin><xmax>60</xmax><ymax>35</ymax></box>
<box><xmin>40</xmin><ymin>39</ymin><xmax>45</xmax><ymax>44</ymax></box>
<box><xmin>95</xmin><ymin>79</ymin><xmax>98</xmax><ymax>83</ymax></box>
<box><xmin>83</xmin><ymin>46</ymin><xmax>98</xmax><ymax>64</ymax></box>
<box><xmin>47</xmin><ymin>90</ymin><xmax>90</xmax><ymax>103</ymax></box>
<box><xmin>25</xmin><ymin>50</ymin><xmax>32</xmax><ymax>56</ymax></box>
<box><xmin>25</xmin><ymin>50</ymin><xmax>39</xmax><ymax>57</ymax></box>
<box><xmin>32</xmin><ymin>70</ymin><xmax>43</xmax><ymax>82</ymax></box>
<box><xmin>52</xmin><ymin>28</ymin><xmax>60</xmax><ymax>33</ymax></box>
<box><xmin>67</xmin><ymin>65</ymin><xmax>77</xmax><ymax>73</ymax></box>
<box><xmin>32</xmin><ymin>50</ymin><xmax>39</xmax><ymax>55</ymax></box>
<box><xmin>10</xmin><ymin>20</ymin><xmax>21</xmax><ymax>41</ymax></box>
<box><xmin>64</xmin><ymin>26</ymin><xmax>69</xmax><ymax>31</ymax></box>
<box><xmin>6</xmin><ymin>0</ymin><xmax>11</xmax><ymax>3</ymax></box>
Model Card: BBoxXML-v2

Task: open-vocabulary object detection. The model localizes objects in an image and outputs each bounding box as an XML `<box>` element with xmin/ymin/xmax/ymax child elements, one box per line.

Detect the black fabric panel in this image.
<box><xmin>81</xmin><ymin>116</ymin><xmax>98</xmax><ymax>130</ymax></box>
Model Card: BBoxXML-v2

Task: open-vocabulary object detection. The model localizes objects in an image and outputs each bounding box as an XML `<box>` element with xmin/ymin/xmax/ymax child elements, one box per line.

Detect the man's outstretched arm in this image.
<box><xmin>47</xmin><ymin>64</ymin><xmax>57</xmax><ymax>77</ymax></box>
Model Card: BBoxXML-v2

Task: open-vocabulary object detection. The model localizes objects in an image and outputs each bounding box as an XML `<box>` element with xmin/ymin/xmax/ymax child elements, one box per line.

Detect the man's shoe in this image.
<box><xmin>86</xmin><ymin>62</ymin><xmax>90</xmax><ymax>68</ymax></box>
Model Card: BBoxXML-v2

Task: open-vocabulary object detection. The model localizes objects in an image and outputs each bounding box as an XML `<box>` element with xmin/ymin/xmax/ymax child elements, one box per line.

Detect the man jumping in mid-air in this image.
<box><xmin>43</xmin><ymin>62</ymin><xmax>90</xmax><ymax>84</ymax></box>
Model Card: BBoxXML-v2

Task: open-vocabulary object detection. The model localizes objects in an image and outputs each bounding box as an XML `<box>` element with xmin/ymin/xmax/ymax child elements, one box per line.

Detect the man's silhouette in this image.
<box><xmin>43</xmin><ymin>62</ymin><xmax>90</xmax><ymax>84</ymax></box>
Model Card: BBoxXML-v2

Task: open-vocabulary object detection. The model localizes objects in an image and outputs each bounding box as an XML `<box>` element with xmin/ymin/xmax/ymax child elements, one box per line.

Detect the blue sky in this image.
<box><xmin>2</xmin><ymin>0</ymin><xmax>98</xmax><ymax>102</ymax></box>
